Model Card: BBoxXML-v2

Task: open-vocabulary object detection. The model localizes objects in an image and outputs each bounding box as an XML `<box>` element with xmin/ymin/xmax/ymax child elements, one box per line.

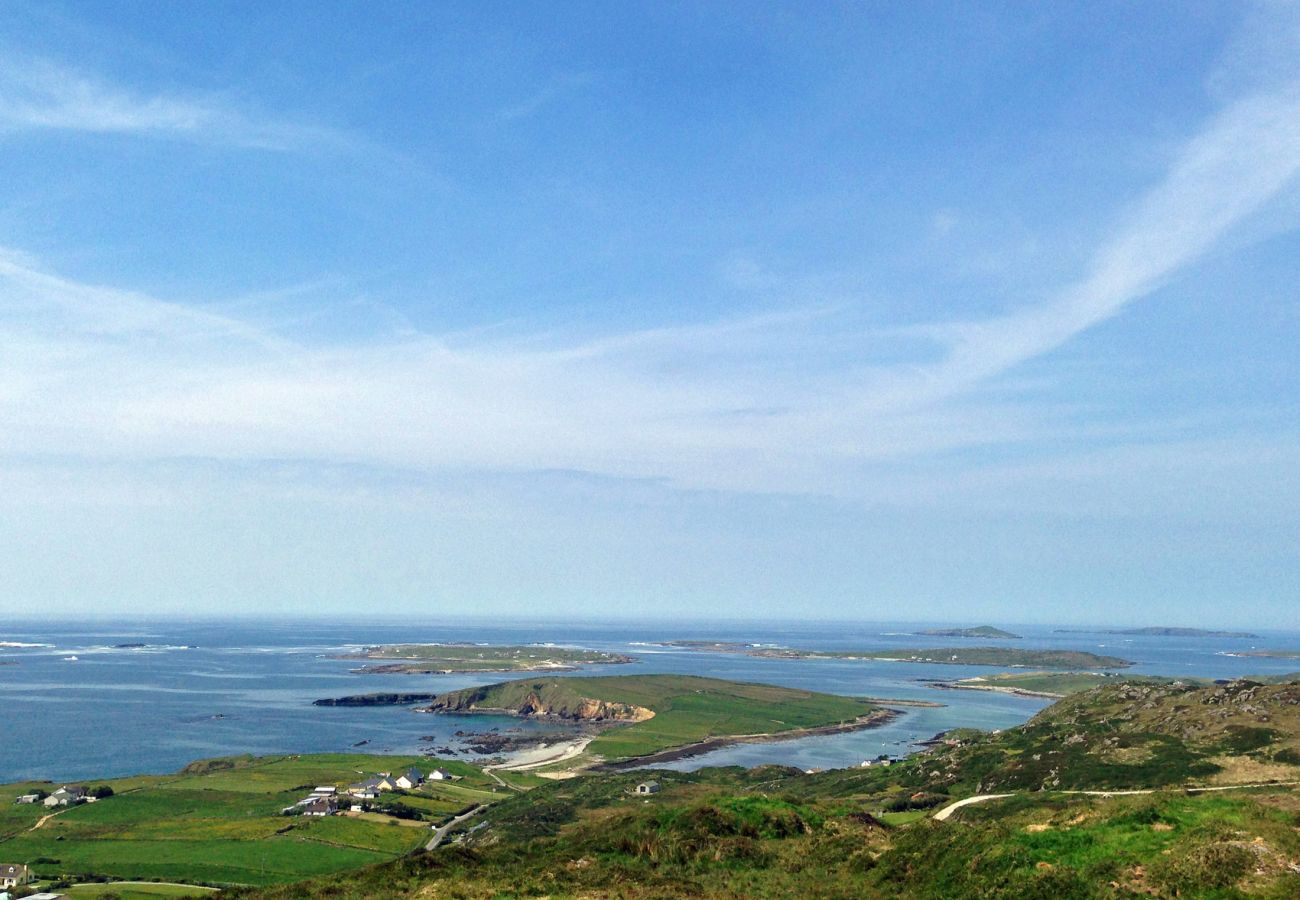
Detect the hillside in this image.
<box><xmin>222</xmin><ymin>678</ymin><xmax>1300</xmax><ymax>899</ymax></box>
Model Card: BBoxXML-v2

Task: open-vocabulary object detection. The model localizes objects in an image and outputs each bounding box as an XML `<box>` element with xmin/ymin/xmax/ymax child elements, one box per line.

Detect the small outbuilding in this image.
<box><xmin>635</xmin><ymin>781</ymin><xmax>660</xmax><ymax>795</ymax></box>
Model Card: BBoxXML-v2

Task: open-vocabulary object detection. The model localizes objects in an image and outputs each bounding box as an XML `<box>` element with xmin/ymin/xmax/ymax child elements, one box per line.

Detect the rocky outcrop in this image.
<box><xmin>418</xmin><ymin>687</ymin><xmax>653</xmax><ymax>723</ymax></box>
<box><xmin>313</xmin><ymin>693</ymin><xmax>441</xmax><ymax>707</ymax></box>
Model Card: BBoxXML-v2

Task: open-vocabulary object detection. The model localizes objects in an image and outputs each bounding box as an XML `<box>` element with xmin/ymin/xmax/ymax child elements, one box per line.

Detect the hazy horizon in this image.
<box><xmin>1</xmin><ymin>2</ymin><xmax>1298</xmax><ymax>625</ymax></box>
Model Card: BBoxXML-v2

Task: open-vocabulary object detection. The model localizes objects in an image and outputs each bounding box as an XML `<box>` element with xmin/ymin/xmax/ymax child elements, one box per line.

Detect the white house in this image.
<box><xmin>348</xmin><ymin>778</ymin><xmax>382</xmax><ymax>800</ymax></box>
<box><xmin>0</xmin><ymin>864</ymin><xmax>30</xmax><ymax>888</ymax></box>
<box><xmin>428</xmin><ymin>768</ymin><xmax>452</xmax><ymax>781</ymax></box>
<box><xmin>43</xmin><ymin>786</ymin><xmax>86</xmax><ymax>807</ymax></box>
<box><xmin>395</xmin><ymin>768</ymin><xmax>423</xmax><ymax>790</ymax></box>
<box><xmin>302</xmin><ymin>797</ymin><xmax>338</xmax><ymax>817</ymax></box>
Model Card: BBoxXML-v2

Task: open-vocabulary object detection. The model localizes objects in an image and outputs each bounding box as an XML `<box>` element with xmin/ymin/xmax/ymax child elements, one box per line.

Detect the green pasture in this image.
<box><xmin>0</xmin><ymin>753</ymin><xmax>494</xmax><ymax>886</ymax></box>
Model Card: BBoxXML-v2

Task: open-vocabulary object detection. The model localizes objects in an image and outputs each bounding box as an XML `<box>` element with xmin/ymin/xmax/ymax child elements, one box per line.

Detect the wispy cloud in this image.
<box><xmin>1</xmin><ymin>68</ymin><xmax>1298</xmax><ymax>496</ymax></box>
<box><xmin>888</xmin><ymin>80</ymin><xmax>1300</xmax><ymax>412</ymax></box>
<box><xmin>496</xmin><ymin>72</ymin><xmax>595</xmax><ymax>122</ymax></box>
<box><xmin>0</xmin><ymin>57</ymin><xmax>355</xmax><ymax>152</ymax></box>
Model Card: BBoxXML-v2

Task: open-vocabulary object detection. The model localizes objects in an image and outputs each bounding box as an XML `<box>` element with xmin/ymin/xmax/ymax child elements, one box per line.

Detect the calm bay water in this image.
<box><xmin>3</xmin><ymin>618</ymin><xmax>1298</xmax><ymax>782</ymax></box>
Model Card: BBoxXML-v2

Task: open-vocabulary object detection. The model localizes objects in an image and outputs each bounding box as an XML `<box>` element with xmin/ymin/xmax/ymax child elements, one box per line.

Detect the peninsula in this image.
<box><xmin>415</xmin><ymin>674</ymin><xmax>893</xmax><ymax>767</ymax></box>
<box><xmin>336</xmin><ymin>644</ymin><xmax>633</xmax><ymax>674</ymax></box>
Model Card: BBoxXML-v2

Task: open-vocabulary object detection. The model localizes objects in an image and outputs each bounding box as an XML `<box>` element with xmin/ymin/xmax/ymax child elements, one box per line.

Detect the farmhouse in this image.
<box><xmin>42</xmin><ymin>785</ymin><xmax>86</xmax><ymax>807</ymax></box>
<box><xmin>396</xmin><ymin>767</ymin><xmax>423</xmax><ymax>790</ymax></box>
<box><xmin>0</xmin><ymin>864</ymin><xmax>30</xmax><ymax>888</ymax></box>
<box><xmin>302</xmin><ymin>797</ymin><xmax>338</xmax><ymax>817</ymax></box>
<box><xmin>428</xmin><ymin>768</ymin><xmax>452</xmax><ymax>781</ymax></box>
<box><xmin>348</xmin><ymin>777</ymin><xmax>382</xmax><ymax>800</ymax></box>
<box><xmin>635</xmin><ymin>781</ymin><xmax>660</xmax><ymax>795</ymax></box>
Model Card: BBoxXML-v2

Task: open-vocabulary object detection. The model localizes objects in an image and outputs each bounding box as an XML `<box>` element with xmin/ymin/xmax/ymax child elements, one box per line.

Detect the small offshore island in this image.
<box><xmin>914</xmin><ymin>625</ymin><xmax>1022</xmax><ymax>639</ymax></box>
<box><xmin>335</xmin><ymin>643</ymin><xmax>633</xmax><ymax>674</ymax></box>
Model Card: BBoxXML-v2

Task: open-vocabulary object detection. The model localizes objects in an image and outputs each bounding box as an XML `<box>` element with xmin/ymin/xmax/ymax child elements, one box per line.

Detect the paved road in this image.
<box><xmin>425</xmin><ymin>805</ymin><xmax>485</xmax><ymax>851</ymax></box>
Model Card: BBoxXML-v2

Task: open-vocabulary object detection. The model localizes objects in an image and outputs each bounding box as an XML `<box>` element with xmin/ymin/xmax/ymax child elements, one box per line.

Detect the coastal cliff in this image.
<box><xmin>418</xmin><ymin>681</ymin><xmax>654</xmax><ymax>723</ymax></box>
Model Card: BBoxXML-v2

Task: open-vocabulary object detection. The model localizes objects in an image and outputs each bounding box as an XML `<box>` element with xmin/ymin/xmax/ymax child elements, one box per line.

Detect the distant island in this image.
<box><xmin>660</xmin><ymin>641</ymin><xmax>1127</xmax><ymax>669</ymax></box>
<box><xmin>336</xmin><ymin>644</ymin><xmax>634</xmax><ymax>674</ymax></box>
<box><xmin>1221</xmin><ymin>649</ymin><xmax>1300</xmax><ymax>659</ymax></box>
<box><xmin>930</xmin><ymin>668</ymin><xmax>1300</xmax><ymax>698</ymax></box>
<box><xmin>1054</xmin><ymin>627</ymin><xmax>1259</xmax><ymax>638</ymax></box>
<box><xmin>914</xmin><ymin>625</ymin><xmax>1021</xmax><ymax>639</ymax></box>
<box><xmin>749</xmin><ymin>647</ymin><xmax>1133</xmax><ymax>669</ymax></box>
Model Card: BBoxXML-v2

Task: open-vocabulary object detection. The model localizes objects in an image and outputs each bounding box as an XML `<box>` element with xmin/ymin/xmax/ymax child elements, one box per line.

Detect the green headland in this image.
<box><xmin>417</xmin><ymin>674</ymin><xmax>891</xmax><ymax>766</ymax></box>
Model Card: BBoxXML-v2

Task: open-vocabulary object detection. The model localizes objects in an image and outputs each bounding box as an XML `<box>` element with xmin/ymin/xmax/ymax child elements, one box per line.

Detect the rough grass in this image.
<box><xmin>66</xmin><ymin>884</ymin><xmax>217</xmax><ymax>898</ymax></box>
<box><xmin>219</xmin><ymin>788</ymin><xmax>1300</xmax><ymax>899</ymax></box>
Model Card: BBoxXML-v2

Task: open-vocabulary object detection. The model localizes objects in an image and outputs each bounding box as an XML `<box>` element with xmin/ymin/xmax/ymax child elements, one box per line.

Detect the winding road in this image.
<box><xmin>425</xmin><ymin>806</ymin><xmax>486</xmax><ymax>851</ymax></box>
<box><xmin>932</xmin><ymin>780</ymin><xmax>1300</xmax><ymax>822</ymax></box>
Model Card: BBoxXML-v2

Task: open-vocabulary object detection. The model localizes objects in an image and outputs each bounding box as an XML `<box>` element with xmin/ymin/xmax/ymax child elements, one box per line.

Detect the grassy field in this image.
<box><xmin>941</xmin><ymin>671</ymin><xmax>1176</xmax><ymax>697</ymax></box>
<box><xmin>65</xmin><ymin>884</ymin><xmax>217</xmax><ymax>898</ymax></box>
<box><xmin>423</xmin><ymin>674</ymin><xmax>880</xmax><ymax>761</ymax></box>
<box><xmin>0</xmin><ymin>753</ymin><xmax>519</xmax><ymax>888</ymax></box>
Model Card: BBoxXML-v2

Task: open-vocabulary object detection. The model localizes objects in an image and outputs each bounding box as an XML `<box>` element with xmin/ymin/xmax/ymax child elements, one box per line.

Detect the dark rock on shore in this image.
<box><xmin>313</xmin><ymin>693</ymin><xmax>441</xmax><ymax>707</ymax></box>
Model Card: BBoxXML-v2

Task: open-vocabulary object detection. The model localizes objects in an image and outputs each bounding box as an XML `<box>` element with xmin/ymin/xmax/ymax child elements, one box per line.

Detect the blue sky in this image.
<box><xmin>0</xmin><ymin>2</ymin><xmax>1297</xmax><ymax>625</ymax></box>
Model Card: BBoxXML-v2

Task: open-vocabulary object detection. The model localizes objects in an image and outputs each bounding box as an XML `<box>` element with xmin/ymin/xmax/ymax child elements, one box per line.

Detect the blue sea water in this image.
<box><xmin>3</xmin><ymin>619</ymin><xmax>1298</xmax><ymax>783</ymax></box>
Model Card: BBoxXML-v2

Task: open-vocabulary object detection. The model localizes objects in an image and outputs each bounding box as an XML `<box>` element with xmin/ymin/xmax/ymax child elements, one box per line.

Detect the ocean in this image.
<box><xmin>3</xmin><ymin>618</ymin><xmax>1298</xmax><ymax>783</ymax></box>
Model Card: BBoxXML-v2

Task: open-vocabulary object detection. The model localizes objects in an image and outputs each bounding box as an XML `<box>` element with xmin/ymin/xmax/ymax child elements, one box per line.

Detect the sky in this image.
<box><xmin>0</xmin><ymin>1</ymin><xmax>1297</xmax><ymax>626</ymax></box>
